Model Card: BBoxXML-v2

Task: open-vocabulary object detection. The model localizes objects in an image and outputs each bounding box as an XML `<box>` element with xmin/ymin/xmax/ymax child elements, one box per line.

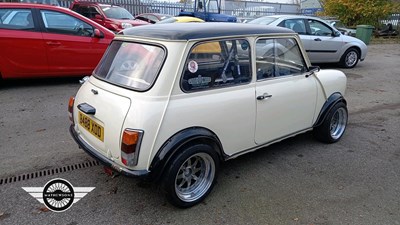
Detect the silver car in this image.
<box><xmin>249</xmin><ymin>15</ymin><xmax>368</xmax><ymax>68</ymax></box>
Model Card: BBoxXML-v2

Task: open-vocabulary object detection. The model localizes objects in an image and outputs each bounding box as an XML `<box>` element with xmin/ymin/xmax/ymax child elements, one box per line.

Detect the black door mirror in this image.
<box><xmin>309</xmin><ymin>65</ymin><xmax>320</xmax><ymax>72</ymax></box>
<box><xmin>305</xmin><ymin>65</ymin><xmax>320</xmax><ymax>78</ymax></box>
<box><xmin>93</xmin><ymin>28</ymin><xmax>104</xmax><ymax>38</ymax></box>
<box><xmin>332</xmin><ymin>31</ymin><xmax>341</xmax><ymax>37</ymax></box>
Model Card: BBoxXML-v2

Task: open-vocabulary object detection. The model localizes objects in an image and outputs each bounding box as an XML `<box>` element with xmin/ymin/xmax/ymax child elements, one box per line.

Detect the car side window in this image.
<box><xmin>74</xmin><ymin>6</ymin><xmax>88</xmax><ymax>18</ymax></box>
<box><xmin>181</xmin><ymin>39</ymin><xmax>251</xmax><ymax>92</ymax></box>
<box><xmin>308</xmin><ymin>19</ymin><xmax>333</xmax><ymax>36</ymax></box>
<box><xmin>40</xmin><ymin>10</ymin><xmax>94</xmax><ymax>37</ymax></box>
<box><xmin>0</xmin><ymin>9</ymin><xmax>34</xmax><ymax>31</ymax></box>
<box><xmin>88</xmin><ymin>6</ymin><xmax>101</xmax><ymax>18</ymax></box>
<box><xmin>256</xmin><ymin>38</ymin><xmax>307</xmax><ymax>80</ymax></box>
<box><xmin>278</xmin><ymin>19</ymin><xmax>306</xmax><ymax>34</ymax></box>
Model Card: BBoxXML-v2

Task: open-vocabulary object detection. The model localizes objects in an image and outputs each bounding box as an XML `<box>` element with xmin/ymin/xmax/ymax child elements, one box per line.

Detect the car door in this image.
<box><xmin>174</xmin><ymin>39</ymin><xmax>255</xmax><ymax>156</ymax></box>
<box><xmin>254</xmin><ymin>37</ymin><xmax>317</xmax><ymax>145</ymax></box>
<box><xmin>0</xmin><ymin>8</ymin><xmax>47</xmax><ymax>78</ymax></box>
<box><xmin>39</xmin><ymin>9</ymin><xmax>109</xmax><ymax>76</ymax></box>
<box><xmin>277</xmin><ymin>18</ymin><xmax>313</xmax><ymax>50</ymax></box>
<box><xmin>303</xmin><ymin>19</ymin><xmax>343</xmax><ymax>63</ymax></box>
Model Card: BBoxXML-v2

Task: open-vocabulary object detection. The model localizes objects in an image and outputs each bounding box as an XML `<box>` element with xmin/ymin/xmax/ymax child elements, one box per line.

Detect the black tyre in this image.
<box><xmin>161</xmin><ymin>143</ymin><xmax>219</xmax><ymax>208</ymax></box>
<box><xmin>313</xmin><ymin>102</ymin><xmax>348</xmax><ymax>143</ymax></box>
<box><xmin>339</xmin><ymin>48</ymin><xmax>360</xmax><ymax>68</ymax></box>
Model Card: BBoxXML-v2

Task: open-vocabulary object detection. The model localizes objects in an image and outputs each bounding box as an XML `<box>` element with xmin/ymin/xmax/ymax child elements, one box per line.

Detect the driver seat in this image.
<box><xmin>292</xmin><ymin>23</ymin><xmax>304</xmax><ymax>34</ymax></box>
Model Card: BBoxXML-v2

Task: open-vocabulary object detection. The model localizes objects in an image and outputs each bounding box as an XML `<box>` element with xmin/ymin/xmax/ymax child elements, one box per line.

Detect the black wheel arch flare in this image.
<box><xmin>313</xmin><ymin>92</ymin><xmax>347</xmax><ymax>128</ymax></box>
<box><xmin>148</xmin><ymin>127</ymin><xmax>225</xmax><ymax>182</ymax></box>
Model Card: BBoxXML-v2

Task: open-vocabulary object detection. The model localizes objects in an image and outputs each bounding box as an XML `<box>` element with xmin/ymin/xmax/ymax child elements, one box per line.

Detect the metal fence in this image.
<box><xmin>4</xmin><ymin>0</ymin><xmax>398</xmax><ymax>25</ymax></box>
<box><xmin>57</xmin><ymin>0</ymin><xmax>301</xmax><ymax>18</ymax></box>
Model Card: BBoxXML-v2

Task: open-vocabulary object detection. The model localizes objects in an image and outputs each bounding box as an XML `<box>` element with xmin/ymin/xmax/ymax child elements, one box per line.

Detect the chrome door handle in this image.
<box><xmin>314</xmin><ymin>38</ymin><xmax>322</xmax><ymax>41</ymax></box>
<box><xmin>256</xmin><ymin>93</ymin><xmax>272</xmax><ymax>100</ymax></box>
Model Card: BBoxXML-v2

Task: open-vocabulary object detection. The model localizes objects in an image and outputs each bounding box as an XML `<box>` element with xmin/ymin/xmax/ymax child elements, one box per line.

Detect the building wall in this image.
<box><xmin>301</xmin><ymin>0</ymin><xmax>321</xmax><ymax>9</ymax></box>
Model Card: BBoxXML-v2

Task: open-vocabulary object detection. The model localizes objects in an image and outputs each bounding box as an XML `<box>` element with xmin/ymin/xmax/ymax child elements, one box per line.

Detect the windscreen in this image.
<box><xmin>94</xmin><ymin>41</ymin><xmax>165</xmax><ymax>91</ymax></box>
<box><xmin>248</xmin><ymin>17</ymin><xmax>278</xmax><ymax>25</ymax></box>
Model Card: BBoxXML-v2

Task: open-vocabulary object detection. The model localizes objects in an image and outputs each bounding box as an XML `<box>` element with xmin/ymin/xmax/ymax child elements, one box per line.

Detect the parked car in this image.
<box><xmin>0</xmin><ymin>3</ymin><xmax>114</xmax><ymax>79</ymax></box>
<box><xmin>157</xmin><ymin>16</ymin><xmax>204</xmax><ymax>23</ymax></box>
<box><xmin>134</xmin><ymin>13</ymin><xmax>172</xmax><ymax>24</ymax></box>
<box><xmin>70</xmin><ymin>0</ymin><xmax>148</xmax><ymax>33</ymax></box>
<box><xmin>327</xmin><ymin>19</ymin><xmax>356</xmax><ymax>37</ymax></box>
<box><xmin>249</xmin><ymin>15</ymin><xmax>368</xmax><ymax>68</ymax></box>
<box><xmin>69</xmin><ymin>23</ymin><xmax>348</xmax><ymax>208</ymax></box>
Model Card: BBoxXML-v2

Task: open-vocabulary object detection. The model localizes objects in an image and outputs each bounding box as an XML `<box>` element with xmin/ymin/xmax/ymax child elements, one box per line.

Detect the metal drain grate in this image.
<box><xmin>0</xmin><ymin>160</ymin><xmax>100</xmax><ymax>185</ymax></box>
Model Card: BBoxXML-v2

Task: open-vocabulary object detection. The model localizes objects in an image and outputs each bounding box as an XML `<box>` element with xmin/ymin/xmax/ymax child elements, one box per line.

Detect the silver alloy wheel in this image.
<box><xmin>345</xmin><ymin>51</ymin><xmax>358</xmax><ymax>67</ymax></box>
<box><xmin>174</xmin><ymin>153</ymin><xmax>215</xmax><ymax>202</ymax></box>
<box><xmin>330</xmin><ymin>107</ymin><xmax>347</xmax><ymax>139</ymax></box>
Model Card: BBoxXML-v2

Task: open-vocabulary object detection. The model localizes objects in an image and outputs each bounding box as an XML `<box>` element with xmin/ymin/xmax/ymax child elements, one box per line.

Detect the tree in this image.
<box><xmin>320</xmin><ymin>0</ymin><xmax>400</xmax><ymax>27</ymax></box>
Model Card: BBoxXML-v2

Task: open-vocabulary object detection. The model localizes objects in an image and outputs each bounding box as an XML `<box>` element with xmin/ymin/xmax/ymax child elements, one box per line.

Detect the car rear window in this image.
<box><xmin>94</xmin><ymin>41</ymin><xmax>165</xmax><ymax>91</ymax></box>
<box><xmin>100</xmin><ymin>6</ymin><xmax>133</xmax><ymax>20</ymax></box>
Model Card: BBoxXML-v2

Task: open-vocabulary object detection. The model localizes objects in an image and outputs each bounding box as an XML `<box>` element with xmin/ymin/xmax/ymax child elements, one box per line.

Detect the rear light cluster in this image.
<box><xmin>68</xmin><ymin>96</ymin><xmax>75</xmax><ymax>124</ymax></box>
<box><xmin>121</xmin><ymin>129</ymin><xmax>143</xmax><ymax>167</ymax></box>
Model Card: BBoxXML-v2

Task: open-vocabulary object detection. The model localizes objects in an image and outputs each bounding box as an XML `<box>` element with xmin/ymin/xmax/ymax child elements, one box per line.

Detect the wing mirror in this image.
<box><xmin>93</xmin><ymin>29</ymin><xmax>104</xmax><ymax>38</ymax></box>
<box><xmin>79</xmin><ymin>76</ymin><xmax>90</xmax><ymax>84</ymax></box>
<box><xmin>305</xmin><ymin>66</ymin><xmax>320</xmax><ymax>78</ymax></box>
<box><xmin>332</xmin><ymin>31</ymin><xmax>341</xmax><ymax>37</ymax></box>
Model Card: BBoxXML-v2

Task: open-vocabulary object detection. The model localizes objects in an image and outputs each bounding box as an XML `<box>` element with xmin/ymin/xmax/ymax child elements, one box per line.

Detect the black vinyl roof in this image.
<box><xmin>120</xmin><ymin>22</ymin><xmax>294</xmax><ymax>40</ymax></box>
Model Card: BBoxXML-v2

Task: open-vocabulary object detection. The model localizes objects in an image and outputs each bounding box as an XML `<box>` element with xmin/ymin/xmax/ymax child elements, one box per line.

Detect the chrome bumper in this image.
<box><xmin>69</xmin><ymin>125</ymin><xmax>150</xmax><ymax>178</ymax></box>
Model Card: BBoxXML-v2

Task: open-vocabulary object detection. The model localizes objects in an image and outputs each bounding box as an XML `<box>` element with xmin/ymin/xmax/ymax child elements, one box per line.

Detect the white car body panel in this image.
<box><xmin>255</xmin><ymin>74</ymin><xmax>318</xmax><ymax>144</ymax></box>
<box><xmin>73</xmin><ymin>79</ymin><xmax>131</xmax><ymax>166</ymax></box>
<box><xmin>157</xmin><ymin>85</ymin><xmax>256</xmax><ymax>157</ymax></box>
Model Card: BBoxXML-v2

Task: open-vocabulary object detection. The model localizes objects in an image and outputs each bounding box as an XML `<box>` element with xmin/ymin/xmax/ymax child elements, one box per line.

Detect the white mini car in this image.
<box><xmin>69</xmin><ymin>23</ymin><xmax>348</xmax><ymax>208</ymax></box>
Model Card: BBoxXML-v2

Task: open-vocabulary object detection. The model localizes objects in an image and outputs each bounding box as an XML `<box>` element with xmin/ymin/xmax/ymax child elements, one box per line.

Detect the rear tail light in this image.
<box><xmin>68</xmin><ymin>96</ymin><xmax>75</xmax><ymax>123</ymax></box>
<box><xmin>121</xmin><ymin>129</ymin><xmax>143</xmax><ymax>167</ymax></box>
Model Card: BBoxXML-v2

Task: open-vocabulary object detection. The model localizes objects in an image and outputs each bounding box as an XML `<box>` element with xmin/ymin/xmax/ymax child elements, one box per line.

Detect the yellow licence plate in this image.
<box><xmin>78</xmin><ymin>111</ymin><xmax>104</xmax><ymax>142</ymax></box>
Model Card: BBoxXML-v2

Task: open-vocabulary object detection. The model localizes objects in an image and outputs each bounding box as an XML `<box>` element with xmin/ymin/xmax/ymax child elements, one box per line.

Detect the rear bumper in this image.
<box><xmin>69</xmin><ymin>125</ymin><xmax>150</xmax><ymax>179</ymax></box>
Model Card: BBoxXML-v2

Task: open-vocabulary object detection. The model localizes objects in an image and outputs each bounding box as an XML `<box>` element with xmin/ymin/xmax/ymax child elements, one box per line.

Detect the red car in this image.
<box><xmin>0</xmin><ymin>3</ymin><xmax>114</xmax><ymax>79</ymax></box>
<box><xmin>70</xmin><ymin>1</ymin><xmax>148</xmax><ymax>33</ymax></box>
